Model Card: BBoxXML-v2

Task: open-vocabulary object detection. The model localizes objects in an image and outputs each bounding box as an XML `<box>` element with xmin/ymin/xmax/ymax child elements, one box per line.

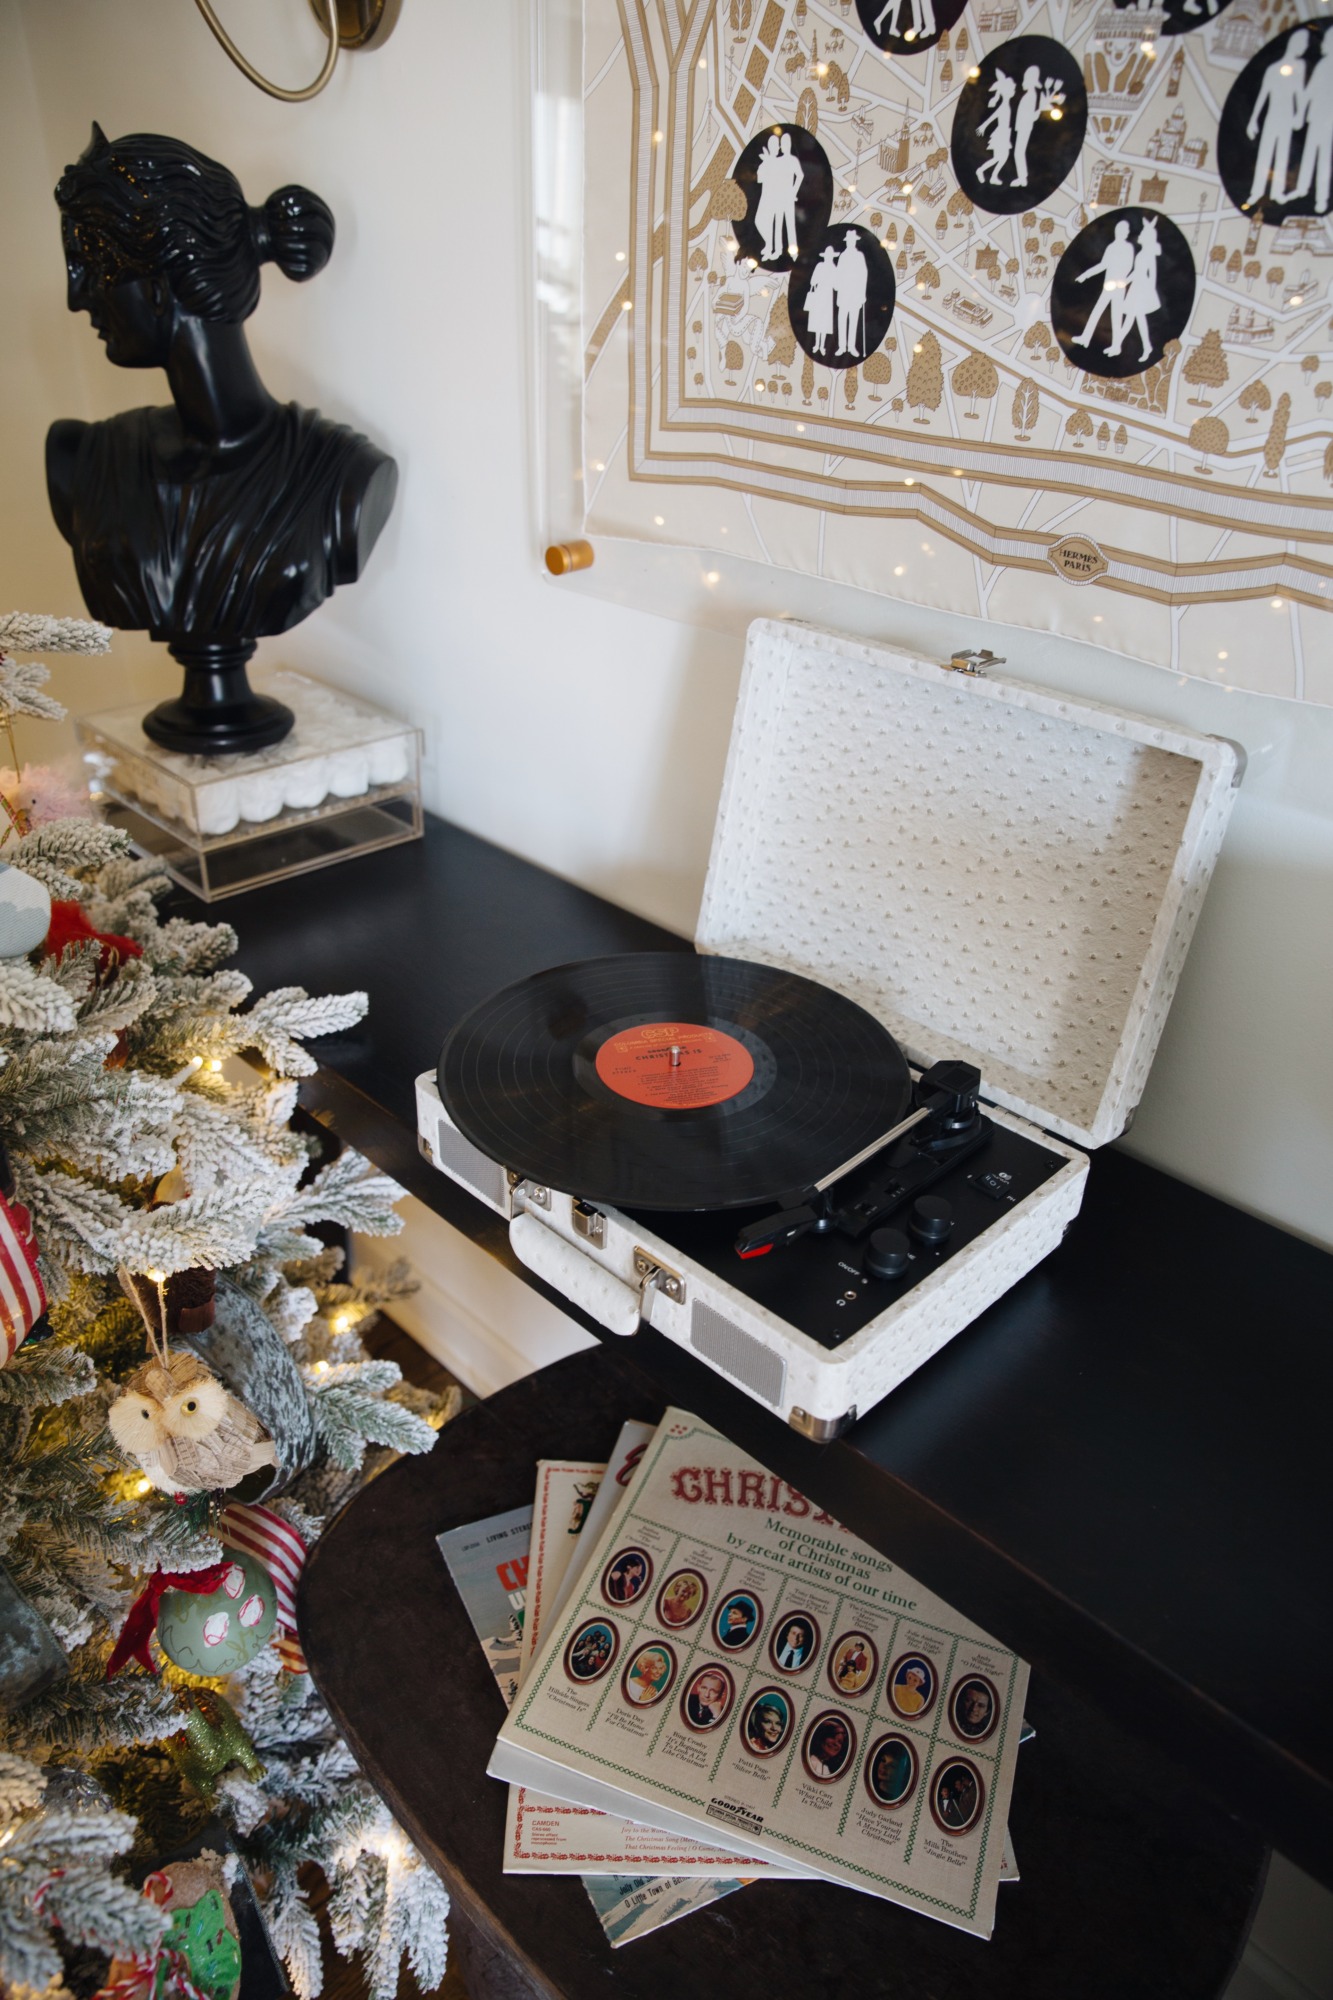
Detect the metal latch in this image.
<box><xmin>634</xmin><ymin>1249</ymin><xmax>685</xmax><ymax>1306</ymax></box>
<box><xmin>510</xmin><ymin>1176</ymin><xmax>550</xmax><ymax>1211</ymax></box>
<box><xmin>789</xmin><ymin>1405</ymin><xmax>858</xmax><ymax>1442</ymax></box>
<box><xmin>572</xmin><ymin>1200</ymin><xmax>606</xmax><ymax>1247</ymax></box>
<box><xmin>946</xmin><ymin>648</ymin><xmax>1005</xmax><ymax>676</ymax></box>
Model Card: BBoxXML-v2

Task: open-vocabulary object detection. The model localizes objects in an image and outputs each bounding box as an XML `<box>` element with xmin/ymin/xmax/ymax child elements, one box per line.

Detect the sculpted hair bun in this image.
<box><xmin>261</xmin><ymin>184</ymin><xmax>335</xmax><ymax>282</ymax></box>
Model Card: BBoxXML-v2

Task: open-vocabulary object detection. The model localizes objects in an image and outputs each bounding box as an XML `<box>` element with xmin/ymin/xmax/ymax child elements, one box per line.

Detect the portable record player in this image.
<box><xmin>415</xmin><ymin>620</ymin><xmax>1241</xmax><ymax>1437</ymax></box>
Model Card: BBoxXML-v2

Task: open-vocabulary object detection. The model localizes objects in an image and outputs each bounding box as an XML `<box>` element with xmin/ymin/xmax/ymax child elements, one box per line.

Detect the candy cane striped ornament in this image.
<box><xmin>218</xmin><ymin>1502</ymin><xmax>308</xmax><ymax>1673</ymax></box>
<box><xmin>0</xmin><ymin>1187</ymin><xmax>46</xmax><ymax>1365</ymax></box>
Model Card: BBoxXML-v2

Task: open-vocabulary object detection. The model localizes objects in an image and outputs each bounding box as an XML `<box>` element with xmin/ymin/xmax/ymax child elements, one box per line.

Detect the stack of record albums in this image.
<box><xmin>438</xmin><ymin>1408</ymin><xmax>1030</xmax><ymax>1947</ymax></box>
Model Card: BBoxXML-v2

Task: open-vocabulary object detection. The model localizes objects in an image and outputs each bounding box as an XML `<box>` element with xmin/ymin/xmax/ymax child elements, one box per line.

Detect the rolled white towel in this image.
<box><xmin>196</xmin><ymin>782</ymin><xmax>240</xmax><ymax>836</ymax></box>
<box><xmin>282</xmin><ymin>756</ymin><xmax>330</xmax><ymax>810</ymax></box>
<box><xmin>326</xmin><ymin>749</ymin><xmax>370</xmax><ymax>798</ymax></box>
<box><xmin>367</xmin><ymin>734</ymin><xmax>411</xmax><ymax>787</ymax></box>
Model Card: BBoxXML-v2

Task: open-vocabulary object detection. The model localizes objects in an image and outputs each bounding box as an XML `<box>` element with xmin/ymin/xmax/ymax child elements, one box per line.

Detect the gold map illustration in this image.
<box><xmin>581</xmin><ymin>0</ymin><xmax>1333</xmax><ymax>702</ymax></box>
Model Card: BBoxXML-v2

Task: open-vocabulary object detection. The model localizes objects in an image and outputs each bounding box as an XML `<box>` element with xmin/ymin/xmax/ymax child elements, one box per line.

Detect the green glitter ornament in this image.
<box><xmin>157</xmin><ymin>1552</ymin><xmax>277</xmax><ymax>1675</ymax></box>
<box><xmin>167</xmin><ymin>1689</ymin><xmax>264</xmax><ymax>1800</ymax></box>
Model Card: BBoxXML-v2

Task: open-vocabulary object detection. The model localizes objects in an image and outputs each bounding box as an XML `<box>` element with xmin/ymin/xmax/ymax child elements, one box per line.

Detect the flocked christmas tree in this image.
<box><xmin>0</xmin><ymin>614</ymin><xmax>455</xmax><ymax>2000</ymax></box>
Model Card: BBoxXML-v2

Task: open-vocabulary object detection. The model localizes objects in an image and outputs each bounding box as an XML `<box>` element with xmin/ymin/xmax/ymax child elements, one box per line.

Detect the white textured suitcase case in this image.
<box><xmin>417</xmin><ymin>620</ymin><xmax>1241</xmax><ymax>1436</ymax></box>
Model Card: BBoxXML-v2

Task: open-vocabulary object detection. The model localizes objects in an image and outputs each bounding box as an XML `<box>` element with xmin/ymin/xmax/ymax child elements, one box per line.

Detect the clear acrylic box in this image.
<box><xmin>77</xmin><ymin>669</ymin><xmax>422</xmax><ymax>901</ymax></box>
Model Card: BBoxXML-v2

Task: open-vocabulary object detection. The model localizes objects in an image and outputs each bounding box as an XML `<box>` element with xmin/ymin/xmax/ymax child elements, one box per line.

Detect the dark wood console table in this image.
<box><xmin>224</xmin><ymin>814</ymin><xmax>1333</xmax><ymax>1895</ymax></box>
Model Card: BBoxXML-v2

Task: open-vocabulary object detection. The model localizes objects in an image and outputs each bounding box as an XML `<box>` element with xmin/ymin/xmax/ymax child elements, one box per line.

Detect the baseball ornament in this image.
<box><xmin>157</xmin><ymin>1551</ymin><xmax>278</xmax><ymax>1674</ymax></box>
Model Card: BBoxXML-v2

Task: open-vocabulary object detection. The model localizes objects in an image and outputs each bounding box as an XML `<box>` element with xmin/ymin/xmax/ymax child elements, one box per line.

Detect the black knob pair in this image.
<box><xmin>864</xmin><ymin>1197</ymin><xmax>954</xmax><ymax>1279</ymax></box>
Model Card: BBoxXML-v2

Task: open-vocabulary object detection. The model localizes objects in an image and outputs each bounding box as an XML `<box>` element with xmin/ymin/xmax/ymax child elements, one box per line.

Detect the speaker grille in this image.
<box><xmin>434</xmin><ymin>1117</ymin><xmax>509</xmax><ymax>1213</ymax></box>
<box><xmin>690</xmin><ymin>1302</ymin><xmax>786</xmax><ymax>1408</ymax></box>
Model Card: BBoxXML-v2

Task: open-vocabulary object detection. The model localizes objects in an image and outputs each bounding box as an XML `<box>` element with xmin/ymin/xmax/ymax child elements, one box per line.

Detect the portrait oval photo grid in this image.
<box><xmin>930</xmin><ymin>1755</ymin><xmax>987</xmax><ymax>1836</ymax></box>
<box><xmin>740</xmin><ymin>1685</ymin><xmax>795</xmax><ymax>1758</ymax></box>
<box><xmin>949</xmin><ymin>1672</ymin><xmax>1001</xmax><ymax>1744</ymax></box>
<box><xmin>887</xmin><ymin>1651</ymin><xmax>939</xmax><ymax>1720</ymax></box>
<box><xmin>601</xmin><ymin>1545</ymin><xmax>653</xmax><ymax>1607</ymax></box>
<box><xmin>856</xmin><ymin>0</ymin><xmax>968</xmax><ymax>58</ymax></box>
<box><xmin>731</xmin><ymin>123</ymin><xmax>834</xmax><ymax>274</ymax></box>
<box><xmin>952</xmin><ymin>36</ymin><xmax>1088</xmax><ymax>214</ymax></box>
<box><xmin>1219</xmin><ymin>21</ymin><xmax>1333</xmax><ymax>225</ymax></box>
<box><xmin>827</xmin><ymin>1630</ymin><xmax>879</xmax><ymax>1698</ymax></box>
<box><xmin>713</xmin><ymin>1589</ymin><xmax>763</xmax><ymax>1652</ymax></box>
<box><xmin>680</xmin><ymin>1662</ymin><xmax>736</xmax><ymax>1732</ymax></box>
<box><xmin>1052</xmin><ymin>208</ymin><xmax>1196</xmax><ymax>378</ymax></box>
<box><xmin>789</xmin><ymin>224</ymin><xmax>896</xmax><ymax>371</ymax></box>
<box><xmin>621</xmin><ymin>1641</ymin><xmax>678</xmax><ymax>1709</ymax></box>
<box><xmin>564</xmin><ymin>1618</ymin><xmax>620</xmax><ymax>1685</ymax></box>
<box><xmin>769</xmin><ymin>1610</ymin><xmax>821</xmax><ymax>1675</ymax></box>
<box><xmin>801</xmin><ymin>1708</ymin><xmax>858</xmax><ymax>1783</ymax></box>
<box><xmin>864</xmin><ymin>1731</ymin><xmax>920</xmax><ymax>1809</ymax></box>
<box><xmin>655</xmin><ymin>1567</ymin><xmax>708</xmax><ymax>1632</ymax></box>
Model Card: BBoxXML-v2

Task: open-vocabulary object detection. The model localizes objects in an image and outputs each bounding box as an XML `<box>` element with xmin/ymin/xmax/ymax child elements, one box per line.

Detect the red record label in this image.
<box><xmin>595</xmin><ymin>1022</ymin><xmax>755</xmax><ymax>1110</ymax></box>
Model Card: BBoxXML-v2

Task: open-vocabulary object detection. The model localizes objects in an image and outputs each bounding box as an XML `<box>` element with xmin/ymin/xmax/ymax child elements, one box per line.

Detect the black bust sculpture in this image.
<box><xmin>47</xmin><ymin>127</ymin><xmax>397</xmax><ymax>754</ymax></box>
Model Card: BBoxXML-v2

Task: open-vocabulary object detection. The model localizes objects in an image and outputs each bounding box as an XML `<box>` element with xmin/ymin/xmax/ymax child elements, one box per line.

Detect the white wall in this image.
<box><xmin>5</xmin><ymin>10</ymin><xmax>1331</xmax><ymax>1979</ymax></box>
<box><xmin>2</xmin><ymin>0</ymin><xmax>1331</xmax><ymax>1251</ymax></box>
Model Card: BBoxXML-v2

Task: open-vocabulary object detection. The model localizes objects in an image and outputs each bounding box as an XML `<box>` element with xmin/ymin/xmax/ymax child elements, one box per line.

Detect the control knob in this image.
<box><xmin>909</xmin><ymin>1196</ymin><xmax>954</xmax><ymax>1247</ymax></box>
<box><xmin>864</xmin><ymin>1227</ymin><xmax>911</xmax><ymax>1280</ymax></box>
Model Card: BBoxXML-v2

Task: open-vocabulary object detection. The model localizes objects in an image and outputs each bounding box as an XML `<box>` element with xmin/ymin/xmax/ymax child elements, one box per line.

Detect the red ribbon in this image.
<box><xmin>106</xmin><ymin>1565</ymin><xmax>229</xmax><ymax>1678</ymax></box>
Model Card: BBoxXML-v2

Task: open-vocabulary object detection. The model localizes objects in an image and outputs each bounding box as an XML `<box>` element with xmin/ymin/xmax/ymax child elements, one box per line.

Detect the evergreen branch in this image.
<box><xmin>7</xmin><ymin>854</ymin><xmax>85</xmax><ymax>901</ymax></box>
<box><xmin>75</xmin><ymin>958</ymin><xmax>159</xmax><ymax>1035</ymax></box>
<box><xmin>19</xmin><ymin>819</ymin><xmax>131</xmax><ymax>874</ymax></box>
<box><xmin>0</xmin><ymin>1753</ymin><xmax>46</xmax><ymax>1818</ymax></box>
<box><xmin>0</xmin><ymin>962</ymin><xmax>78</xmax><ymax>1035</ymax></box>
<box><xmin>6</xmin><ymin>1803</ymin><xmax>135</xmax><ymax>1869</ymax></box>
<box><xmin>273</xmin><ymin>1152</ymin><xmax>404</xmax><ymax>1237</ymax></box>
<box><xmin>41</xmin><ymin>1861</ymin><xmax>168</xmax><ymax>1959</ymax></box>
<box><xmin>0</xmin><ymin>1894</ymin><xmax>63</xmax><ymax>1993</ymax></box>
<box><xmin>236</xmin><ymin>989</ymin><xmax>367</xmax><ymax>1077</ymax></box>
<box><xmin>0</xmin><ymin>1344</ymin><xmax>96</xmax><ymax>1411</ymax></box>
<box><xmin>306</xmin><ymin>1381</ymin><xmax>437</xmax><ymax>1473</ymax></box>
<box><xmin>0</xmin><ymin>659</ymin><xmax>66</xmax><ymax>725</ymax></box>
<box><xmin>25</xmin><ymin>1168</ymin><xmax>272</xmax><ymax>1275</ymax></box>
<box><xmin>0</xmin><ymin>1038</ymin><xmax>123</xmax><ymax>1120</ymax></box>
<box><xmin>133</xmin><ymin>917</ymin><xmax>239</xmax><ymax>977</ymax></box>
<box><xmin>264</xmin><ymin>1860</ymin><xmax>324</xmax><ymax>2000</ymax></box>
<box><xmin>19</xmin><ymin>1070</ymin><xmax>177</xmax><ymax>1182</ymax></box>
<box><xmin>0</xmin><ymin>614</ymin><xmax>113</xmax><ymax>656</ymax></box>
<box><xmin>8</xmin><ymin>1663</ymin><xmax>182</xmax><ymax>1757</ymax></box>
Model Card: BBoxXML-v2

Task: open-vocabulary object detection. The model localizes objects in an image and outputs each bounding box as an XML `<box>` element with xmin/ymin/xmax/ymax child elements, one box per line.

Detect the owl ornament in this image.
<box><xmin>109</xmin><ymin>1350</ymin><xmax>277</xmax><ymax>1498</ymax></box>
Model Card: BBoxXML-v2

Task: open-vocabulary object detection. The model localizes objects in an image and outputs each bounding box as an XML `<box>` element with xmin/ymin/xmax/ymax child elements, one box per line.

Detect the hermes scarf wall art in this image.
<box><xmin>580</xmin><ymin>0</ymin><xmax>1333</xmax><ymax>702</ymax></box>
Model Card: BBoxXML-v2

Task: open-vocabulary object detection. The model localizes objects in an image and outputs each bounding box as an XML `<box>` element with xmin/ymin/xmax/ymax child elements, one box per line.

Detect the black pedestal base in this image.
<box><xmin>146</xmin><ymin>641</ymin><xmax>295</xmax><ymax>755</ymax></box>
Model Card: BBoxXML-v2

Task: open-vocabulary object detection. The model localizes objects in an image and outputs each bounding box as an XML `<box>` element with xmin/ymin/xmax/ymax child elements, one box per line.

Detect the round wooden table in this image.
<box><xmin>299</xmin><ymin>1346</ymin><xmax>1266</xmax><ymax>2000</ymax></box>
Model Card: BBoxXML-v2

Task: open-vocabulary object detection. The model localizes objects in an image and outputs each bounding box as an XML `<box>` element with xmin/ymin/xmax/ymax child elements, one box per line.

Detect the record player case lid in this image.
<box><xmin>696</xmin><ymin>620</ymin><xmax>1241</xmax><ymax>1151</ymax></box>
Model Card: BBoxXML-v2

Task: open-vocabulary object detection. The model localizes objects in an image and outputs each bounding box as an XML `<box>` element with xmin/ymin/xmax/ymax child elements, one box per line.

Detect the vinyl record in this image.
<box><xmin>438</xmin><ymin>953</ymin><xmax>911</xmax><ymax>1211</ymax></box>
